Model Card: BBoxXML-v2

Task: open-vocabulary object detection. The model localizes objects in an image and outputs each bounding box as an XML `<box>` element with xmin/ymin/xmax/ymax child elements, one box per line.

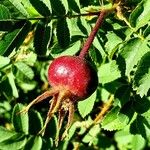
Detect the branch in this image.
<box><xmin>93</xmin><ymin>94</ymin><xmax>114</xmax><ymax>124</ymax></box>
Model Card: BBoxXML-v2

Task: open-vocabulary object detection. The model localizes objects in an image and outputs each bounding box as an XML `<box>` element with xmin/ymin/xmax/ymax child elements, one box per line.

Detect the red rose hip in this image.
<box><xmin>48</xmin><ymin>56</ymin><xmax>97</xmax><ymax>100</ymax></box>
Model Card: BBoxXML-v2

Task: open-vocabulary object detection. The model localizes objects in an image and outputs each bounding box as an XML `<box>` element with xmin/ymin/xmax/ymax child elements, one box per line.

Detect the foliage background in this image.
<box><xmin>0</xmin><ymin>0</ymin><xmax>150</xmax><ymax>149</ymax></box>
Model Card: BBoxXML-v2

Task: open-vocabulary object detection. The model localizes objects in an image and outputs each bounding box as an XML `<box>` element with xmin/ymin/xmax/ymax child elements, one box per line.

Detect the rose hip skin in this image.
<box><xmin>48</xmin><ymin>56</ymin><xmax>97</xmax><ymax>100</ymax></box>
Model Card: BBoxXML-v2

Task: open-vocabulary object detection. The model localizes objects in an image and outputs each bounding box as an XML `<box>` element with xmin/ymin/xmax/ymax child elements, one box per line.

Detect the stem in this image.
<box><xmin>79</xmin><ymin>10</ymin><xmax>107</xmax><ymax>58</ymax></box>
<box><xmin>93</xmin><ymin>94</ymin><xmax>114</xmax><ymax>124</ymax></box>
<box><xmin>10</xmin><ymin>12</ymin><xmax>100</xmax><ymax>21</ymax></box>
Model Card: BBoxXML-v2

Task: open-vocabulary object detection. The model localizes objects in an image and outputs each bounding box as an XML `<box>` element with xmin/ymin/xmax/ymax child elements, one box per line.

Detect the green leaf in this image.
<box><xmin>115</xmin><ymin>85</ymin><xmax>131</xmax><ymax>107</ymax></box>
<box><xmin>14</xmin><ymin>62</ymin><xmax>34</xmax><ymax>80</ymax></box>
<box><xmin>133</xmin><ymin>95</ymin><xmax>150</xmax><ymax>114</ymax></box>
<box><xmin>34</xmin><ymin>20</ymin><xmax>52</xmax><ymax>56</ymax></box>
<box><xmin>0</xmin><ymin>126</ymin><xmax>18</xmax><ymax>143</ymax></box>
<box><xmin>93</xmin><ymin>35</ymin><xmax>106</xmax><ymax>58</ymax></box>
<box><xmin>119</xmin><ymin>38</ymin><xmax>149</xmax><ymax>76</ymax></box>
<box><xmin>67</xmin><ymin>0</ymin><xmax>80</xmax><ymax>13</ymax></box>
<box><xmin>78</xmin><ymin>91</ymin><xmax>96</xmax><ymax>118</ymax></box>
<box><xmin>7</xmin><ymin>72</ymin><xmax>19</xmax><ymax>98</ymax></box>
<box><xmin>130</xmin><ymin>115</ymin><xmax>150</xmax><ymax>139</ymax></box>
<box><xmin>12</xmin><ymin>103</ymin><xmax>29</xmax><ymax>134</ymax></box>
<box><xmin>51</xmin><ymin>41</ymin><xmax>81</xmax><ymax>57</ymax></box>
<box><xmin>44</xmin><ymin>116</ymin><xmax>57</xmax><ymax>138</ymax></box>
<box><xmin>0</xmin><ymin>21</ymin><xmax>31</xmax><ymax>56</ymax></box>
<box><xmin>101</xmin><ymin>106</ymin><xmax>130</xmax><ymax>131</ymax></box>
<box><xmin>29</xmin><ymin>0</ymin><xmax>51</xmax><ymax>16</ymax></box>
<box><xmin>28</xmin><ymin>110</ymin><xmax>43</xmax><ymax>135</ymax></box>
<box><xmin>98</xmin><ymin>60</ymin><xmax>121</xmax><ymax>84</ymax></box>
<box><xmin>0</xmin><ymin>56</ymin><xmax>10</xmax><ymax>69</ymax></box>
<box><xmin>129</xmin><ymin>0</ymin><xmax>150</xmax><ymax>29</ymax></box>
<box><xmin>56</xmin><ymin>18</ymin><xmax>70</xmax><ymax>48</ymax></box>
<box><xmin>115</xmin><ymin>129</ymin><xmax>145</xmax><ymax>150</ymax></box>
<box><xmin>0</xmin><ymin>132</ymin><xmax>26</xmax><ymax>150</ymax></box>
<box><xmin>105</xmin><ymin>31</ymin><xmax>122</xmax><ymax>55</ymax></box>
<box><xmin>133</xmin><ymin>52</ymin><xmax>150</xmax><ymax>97</ymax></box>
<box><xmin>8</xmin><ymin>0</ymin><xmax>29</xmax><ymax>17</ymax></box>
<box><xmin>82</xmin><ymin>124</ymin><xmax>101</xmax><ymax>144</ymax></box>
<box><xmin>50</xmin><ymin>0</ymin><xmax>68</xmax><ymax>16</ymax></box>
<box><xmin>24</xmin><ymin>136</ymin><xmax>42</xmax><ymax>150</ymax></box>
<box><xmin>143</xmin><ymin>25</ymin><xmax>150</xmax><ymax>38</ymax></box>
<box><xmin>0</xmin><ymin>4</ymin><xmax>11</xmax><ymax>20</ymax></box>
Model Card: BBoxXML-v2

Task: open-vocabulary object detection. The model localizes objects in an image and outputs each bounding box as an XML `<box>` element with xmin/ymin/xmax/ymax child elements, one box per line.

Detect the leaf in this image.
<box><xmin>12</xmin><ymin>103</ymin><xmax>29</xmax><ymax>134</ymax></box>
<box><xmin>0</xmin><ymin>21</ymin><xmax>31</xmax><ymax>56</ymax></box>
<box><xmin>0</xmin><ymin>56</ymin><xmax>10</xmax><ymax>69</ymax></box>
<box><xmin>56</xmin><ymin>18</ymin><xmax>70</xmax><ymax>48</ymax></box>
<box><xmin>82</xmin><ymin>124</ymin><xmax>101</xmax><ymax>144</ymax></box>
<box><xmin>78</xmin><ymin>91</ymin><xmax>96</xmax><ymax>118</ymax></box>
<box><xmin>133</xmin><ymin>52</ymin><xmax>150</xmax><ymax>97</ymax></box>
<box><xmin>0</xmin><ymin>126</ymin><xmax>18</xmax><ymax>143</ymax></box>
<box><xmin>115</xmin><ymin>85</ymin><xmax>131</xmax><ymax>107</ymax></box>
<box><xmin>8</xmin><ymin>0</ymin><xmax>29</xmax><ymax>17</ymax></box>
<box><xmin>130</xmin><ymin>115</ymin><xmax>150</xmax><ymax>139</ymax></box>
<box><xmin>7</xmin><ymin>72</ymin><xmax>19</xmax><ymax>98</ymax></box>
<box><xmin>93</xmin><ymin>35</ymin><xmax>106</xmax><ymax>58</ymax></box>
<box><xmin>51</xmin><ymin>41</ymin><xmax>81</xmax><ymax>57</ymax></box>
<box><xmin>0</xmin><ymin>132</ymin><xmax>26</xmax><ymax>150</ymax></box>
<box><xmin>24</xmin><ymin>136</ymin><xmax>42</xmax><ymax>150</ymax></box>
<box><xmin>29</xmin><ymin>0</ymin><xmax>51</xmax><ymax>16</ymax></box>
<box><xmin>143</xmin><ymin>25</ymin><xmax>150</xmax><ymax>38</ymax></box>
<box><xmin>67</xmin><ymin>0</ymin><xmax>80</xmax><ymax>13</ymax></box>
<box><xmin>0</xmin><ymin>4</ymin><xmax>11</xmax><ymax>20</ymax></box>
<box><xmin>119</xmin><ymin>38</ymin><xmax>149</xmax><ymax>76</ymax></box>
<box><xmin>50</xmin><ymin>0</ymin><xmax>68</xmax><ymax>16</ymax></box>
<box><xmin>34</xmin><ymin>20</ymin><xmax>52</xmax><ymax>56</ymax></box>
<box><xmin>14</xmin><ymin>62</ymin><xmax>34</xmax><ymax>80</ymax></box>
<box><xmin>98</xmin><ymin>60</ymin><xmax>121</xmax><ymax>84</ymax></box>
<box><xmin>28</xmin><ymin>110</ymin><xmax>43</xmax><ymax>135</ymax></box>
<box><xmin>132</xmin><ymin>95</ymin><xmax>150</xmax><ymax>114</ymax></box>
<box><xmin>129</xmin><ymin>0</ymin><xmax>150</xmax><ymax>29</ymax></box>
<box><xmin>115</xmin><ymin>129</ymin><xmax>145</xmax><ymax>150</ymax></box>
<box><xmin>101</xmin><ymin>106</ymin><xmax>131</xmax><ymax>131</ymax></box>
<box><xmin>105</xmin><ymin>31</ymin><xmax>122</xmax><ymax>55</ymax></box>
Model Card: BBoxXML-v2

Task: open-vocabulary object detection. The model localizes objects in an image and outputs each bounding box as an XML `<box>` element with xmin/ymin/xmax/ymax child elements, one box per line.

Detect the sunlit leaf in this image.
<box><xmin>98</xmin><ymin>60</ymin><xmax>121</xmax><ymax>84</ymax></box>
<box><xmin>78</xmin><ymin>91</ymin><xmax>96</xmax><ymax>118</ymax></box>
<box><xmin>119</xmin><ymin>38</ymin><xmax>149</xmax><ymax>76</ymax></box>
<box><xmin>8</xmin><ymin>0</ymin><xmax>29</xmax><ymax>17</ymax></box>
<box><xmin>14</xmin><ymin>62</ymin><xmax>34</xmax><ymax>80</ymax></box>
<box><xmin>133</xmin><ymin>52</ymin><xmax>150</xmax><ymax>97</ymax></box>
<box><xmin>24</xmin><ymin>136</ymin><xmax>42</xmax><ymax>150</ymax></box>
<box><xmin>129</xmin><ymin>0</ymin><xmax>150</xmax><ymax>29</ymax></box>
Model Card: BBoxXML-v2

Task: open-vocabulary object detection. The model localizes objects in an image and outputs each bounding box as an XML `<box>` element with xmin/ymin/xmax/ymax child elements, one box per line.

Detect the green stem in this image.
<box><xmin>9</xmin><ymin>12</ymin><xmax>100</xmax><ymax>21</ymax></box>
